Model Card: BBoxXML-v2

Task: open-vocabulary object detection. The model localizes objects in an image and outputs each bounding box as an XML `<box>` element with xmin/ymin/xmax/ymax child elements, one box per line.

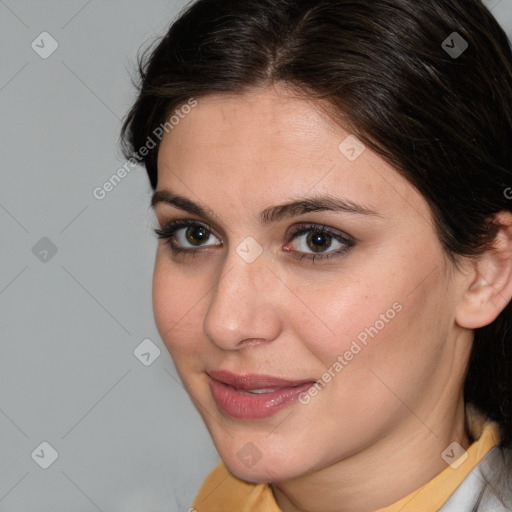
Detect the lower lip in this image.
<box><xmin>208</xmin><ymin>378</ymin><xmax>316</xmax><ymax>419</ymax></box>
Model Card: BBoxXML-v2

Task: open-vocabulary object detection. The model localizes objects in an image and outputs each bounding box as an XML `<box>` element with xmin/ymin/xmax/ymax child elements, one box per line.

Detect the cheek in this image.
<box><xmin>285</xmin><ymin>257</ymin><xmax>440</xmax><ymax>380</ymax></box>
<box><xmin>152</xmin><ymin>257</ymin><xmax>206</xmax><ymax>355</ymax></box>
<box><xmin>284</xmin><ymin>271</ymin><xmax>403</xmax><ymax>365</ymax></box>
<box><xmin>304</xmin><ymin>275</ymin><xmax>449</xmax><ymax>420</ymax></box>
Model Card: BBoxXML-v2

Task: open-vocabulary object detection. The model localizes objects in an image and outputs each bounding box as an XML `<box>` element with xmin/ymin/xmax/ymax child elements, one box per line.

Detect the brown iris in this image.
<box><xmin>185</xmin><ymin>226</ymin><xmax>210</xmax><ymax>246</ymax></box>
<box><xmin>307</xmin><ymin>231</ymin><xmax>331</xmax><ymax>252</ymax></box>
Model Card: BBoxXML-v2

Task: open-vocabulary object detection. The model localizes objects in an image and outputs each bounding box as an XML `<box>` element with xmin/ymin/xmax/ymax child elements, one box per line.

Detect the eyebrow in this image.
<box><xmin>151</xmin><ymin>190</ymin><xmax>381</xmax><ymax>225</ymax></box>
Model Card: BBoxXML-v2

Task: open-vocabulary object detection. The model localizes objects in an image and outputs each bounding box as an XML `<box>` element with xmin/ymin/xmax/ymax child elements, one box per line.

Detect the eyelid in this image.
<box><xmin>153</xmin><ymin>220</ymin><xmax>221</xmax><ymax>258</ymax></box>
<box><xmin>155</xmin><ymin>211</ymin><xmax>226</xmax><ymax>239</ymax></box>
<box><xmin>285</xmin><ymin>223</ymin><xmax>356</xmax><ymax>244</ymax></box>
<box><xmin>283</xmin><ymin>223</ymin><xmax>355</xmax><ymax>261</ymax></box>
<box><xmin>156</xmin><ymin>217</ymin><xmax>355</xmax><ymax>238</ymax></box>
<box><xmin>155</xmin><ymin>219</ymin><xmax>223</xmax><ymax>242</ymax></box>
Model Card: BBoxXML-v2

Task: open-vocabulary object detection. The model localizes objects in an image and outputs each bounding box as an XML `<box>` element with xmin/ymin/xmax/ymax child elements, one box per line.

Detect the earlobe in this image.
<box><xmin>455</xmin><ymin>211</ymin><xmax>512</xmax><ymax>330</ymax></box>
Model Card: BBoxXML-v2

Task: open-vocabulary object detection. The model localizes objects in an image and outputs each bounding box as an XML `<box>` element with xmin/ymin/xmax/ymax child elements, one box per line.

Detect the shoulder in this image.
<box><xmin>478</xmin><ymin>446</ymin><xmax>512</xmax><ymax>510</ymax></box>
<box><xmin>440</xmin><ymin>446</ymin><xmax>512</xmax><ymax>511</ymax></box>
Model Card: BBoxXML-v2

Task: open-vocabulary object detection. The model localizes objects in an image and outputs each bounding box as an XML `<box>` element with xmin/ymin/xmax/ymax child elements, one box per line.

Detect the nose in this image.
<box><xmin>202</xmin><ymin>248</ymin><xmax>283</xmax><ymax>350</ymax></box>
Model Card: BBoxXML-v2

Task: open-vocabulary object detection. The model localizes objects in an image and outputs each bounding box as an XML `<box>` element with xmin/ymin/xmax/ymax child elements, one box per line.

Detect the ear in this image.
<box><xmin>456</xmin><ymin>211</ymin><xmax>512</xmax><ymax>329</ymax></box>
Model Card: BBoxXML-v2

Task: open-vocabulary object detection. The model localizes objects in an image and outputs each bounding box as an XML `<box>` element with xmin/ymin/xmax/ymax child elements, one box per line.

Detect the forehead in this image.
<box><xmin>155</xmin><ymin>85</ymin><xmax>429</xmax><ymax>225</ymax></box>
<box><xmin>160</xmin><ymin>87</ymin><xmax>337</xmax><ymax>164</ymax></box>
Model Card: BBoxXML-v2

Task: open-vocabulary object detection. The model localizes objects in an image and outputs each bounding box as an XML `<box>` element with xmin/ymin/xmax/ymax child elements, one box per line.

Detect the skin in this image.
<box><xmin>151</xmin><ymin>83</ymin><xmax>512</xmax><ymax>512</ymax></box>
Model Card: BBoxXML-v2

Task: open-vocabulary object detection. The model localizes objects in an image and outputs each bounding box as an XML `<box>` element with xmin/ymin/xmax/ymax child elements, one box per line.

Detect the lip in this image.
<box><xmin>207</xmin><ymin>370</ymin><xmax>317</xmax><ymax>419</ymax></box>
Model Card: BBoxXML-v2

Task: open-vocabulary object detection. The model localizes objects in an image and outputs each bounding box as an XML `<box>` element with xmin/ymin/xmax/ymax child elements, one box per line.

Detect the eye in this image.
<box><xmin>154</xmin><ymin>220</ymin><xmax>222</xmax><ymax>253</ymax></box>
<box><xmin>154</xmin><ymin>220</ymin><xmax>354</xmax><ymax>262</ymax></box>
<box><xmin>284</xmin><ymin>224</ymin><xmax>354</xmax><ymax>261</ymax></box>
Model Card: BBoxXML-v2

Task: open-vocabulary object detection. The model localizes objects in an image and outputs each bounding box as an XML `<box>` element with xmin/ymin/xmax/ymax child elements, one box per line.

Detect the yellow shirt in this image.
<box><xmin>192</xmin><ymin>404</ymin><xmax>500</xmax><ymax>512</ymax></box>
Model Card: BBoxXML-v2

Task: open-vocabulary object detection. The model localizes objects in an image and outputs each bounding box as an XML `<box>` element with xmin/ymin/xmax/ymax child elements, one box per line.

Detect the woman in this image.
<box><xmin>121</xmin><ymin>0</ymin><xmax>512</xmax><ymax>510</ymax></box>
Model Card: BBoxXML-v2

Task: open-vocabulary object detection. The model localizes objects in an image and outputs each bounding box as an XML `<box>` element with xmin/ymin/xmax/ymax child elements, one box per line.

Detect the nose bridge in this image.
<box><xmin>203</xmin><ymin>245</ymin><xmax>281</xmax><ymax>348</ymax></box>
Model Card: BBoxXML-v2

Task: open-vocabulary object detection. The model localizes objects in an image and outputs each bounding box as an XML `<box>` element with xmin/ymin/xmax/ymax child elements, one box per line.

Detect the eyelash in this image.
<box><xmin>153</xmin><ymin>220</ymin><xmax>355</xmax><ymax>262</ymax></box>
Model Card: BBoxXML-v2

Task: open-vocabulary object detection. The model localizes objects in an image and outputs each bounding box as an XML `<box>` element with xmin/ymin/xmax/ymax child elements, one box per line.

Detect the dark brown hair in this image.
<box><xmin>121</xmin><ymin>0</ymin><xmax>512</xmax><ymax>448</ymax></box>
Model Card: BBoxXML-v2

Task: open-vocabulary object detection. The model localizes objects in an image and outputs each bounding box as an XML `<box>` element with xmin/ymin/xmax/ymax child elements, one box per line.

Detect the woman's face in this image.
<box><xmin>152</xmin><ymin>84</ymin><xmax>472</xmax><ymax>484</ymax></box>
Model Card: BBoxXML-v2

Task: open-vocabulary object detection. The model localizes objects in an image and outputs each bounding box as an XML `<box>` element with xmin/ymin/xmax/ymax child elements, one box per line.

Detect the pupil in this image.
<box><xmin>307</xmin><ymin>231</ymin><xmax>331</xmax><ymax>252</ymax></box>
<box><xmin>186</xmin><ymin>226</ymin><xmax>209</xmax><ymax>246</ymax></box>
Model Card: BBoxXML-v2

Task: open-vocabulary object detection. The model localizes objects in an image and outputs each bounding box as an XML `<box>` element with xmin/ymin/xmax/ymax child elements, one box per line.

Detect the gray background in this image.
<box><xmin>0</xmin><ymin>1</ymin><xmax>511</xmax><ymax>511</ymax></box>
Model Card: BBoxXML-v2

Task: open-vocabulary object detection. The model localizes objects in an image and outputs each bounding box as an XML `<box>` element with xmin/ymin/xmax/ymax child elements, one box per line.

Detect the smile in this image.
<box><xmin>207</xmin><ymin>370</ymin><xmax>317</xmax><ymax>419</ymax></box>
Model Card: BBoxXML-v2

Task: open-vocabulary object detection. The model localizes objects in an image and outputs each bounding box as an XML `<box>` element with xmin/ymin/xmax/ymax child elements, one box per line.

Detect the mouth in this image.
<box><xmin>207</xmin><ymin>370</ymin><xmax>317</xmax><ymax>419</ymax></box>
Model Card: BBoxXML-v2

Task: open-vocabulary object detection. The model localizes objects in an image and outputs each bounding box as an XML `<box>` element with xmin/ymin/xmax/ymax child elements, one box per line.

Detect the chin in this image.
<box><xmin>230</xmin><ymin>465</ymin><xmax>275</xmax><ymax>484</ymax></box>
<box><xmin>224</xmin><ymin>458</ymin><xmax>288</xmax><ymax>484</ymax></box>
<box><xmin>216</xmin><ymin>440</ymin><xmax>309</xmax><ymax>484</ymax></box>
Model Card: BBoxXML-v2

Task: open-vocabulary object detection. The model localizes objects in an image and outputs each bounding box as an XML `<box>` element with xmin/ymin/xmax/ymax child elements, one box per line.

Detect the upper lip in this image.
<box><xmin>207</xmin><ymin>370</ymin><xmax>315</xmax><ymax>391</ymax></box>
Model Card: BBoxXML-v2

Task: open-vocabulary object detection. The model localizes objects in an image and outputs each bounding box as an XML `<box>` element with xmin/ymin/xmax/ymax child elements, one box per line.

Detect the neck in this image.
<box><xmin>270</xmin><ymin>397</ymin><xmax>470</xmax><ymax>512</ymax></box>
